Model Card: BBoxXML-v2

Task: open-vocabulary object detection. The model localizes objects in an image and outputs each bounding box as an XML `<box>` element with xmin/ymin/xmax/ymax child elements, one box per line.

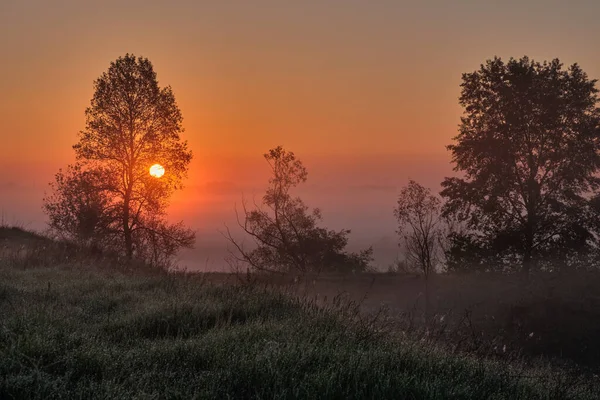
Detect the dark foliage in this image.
<box><xmin>225</xmin><ymin>146</ymin><xmax>373</xmax><ymax>274</ymax></box>
<box><xmin>441</xmin><ymin>56</ymin><xmax>600</xmax><ymax>272</ymax></box>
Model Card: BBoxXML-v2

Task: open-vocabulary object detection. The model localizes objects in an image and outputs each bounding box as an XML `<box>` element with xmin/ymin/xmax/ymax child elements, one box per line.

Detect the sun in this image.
<box><xmin>149</xmin><ymin>164</ymin><xmax>165</xmax><ymax>178</ymax></box>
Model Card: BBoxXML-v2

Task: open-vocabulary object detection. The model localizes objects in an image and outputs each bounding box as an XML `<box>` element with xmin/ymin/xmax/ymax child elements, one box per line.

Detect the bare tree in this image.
<box><xmin>224</xmin><ymin>146</ymin><xmax>373</xmax><ymax>275</ymax></box>
<box><xmin>394</xmin><ymin>180</ymin><xmax>442</xmax><ymax>278</ymax></box>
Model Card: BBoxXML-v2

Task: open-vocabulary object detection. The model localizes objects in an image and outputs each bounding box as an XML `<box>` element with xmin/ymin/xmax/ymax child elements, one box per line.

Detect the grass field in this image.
<box><xmin>267</xmin><ymin>270</ymin><xmax>600</xmax><ymax>369</ymax></box>
<box><xmin>1</xmin><ymin>227</ymin><xmax>599</xmax><ymax>399</ymax></box>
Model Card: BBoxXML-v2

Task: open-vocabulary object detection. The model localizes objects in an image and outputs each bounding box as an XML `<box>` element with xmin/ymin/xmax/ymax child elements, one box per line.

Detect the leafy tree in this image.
<box><xmin>225</xmin><ymin>146</ymin><xmax>373</xmax><ymax>274</ymax></box>
<box><xmin>394</xmin><ymin>180</ymin><xmax>442</xmax><ymax>278</ymax></box>
<box><xmin>43</xmin><ymin>163</ymin><xmax>117</xmax><ymax>249</ymax></box>
<box><xmin>441</xmin><ymin>56</ymin><xmax>600</xmax><ymax>272</ymax></box>
<box><xmin>44</xmin><ymin>54</ymin><xmax>194</xmax><ymax>266</ymax></box>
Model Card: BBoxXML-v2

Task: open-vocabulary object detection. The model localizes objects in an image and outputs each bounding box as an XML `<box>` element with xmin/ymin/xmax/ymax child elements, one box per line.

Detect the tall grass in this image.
<box><xmin>0</xmin><ymin>229</ymin><xmax>598</xmax><ymax>398</ymax></box>
<box><xmin>277</xmin><ymin>271</ymin><xmax>600</xmax><ymax>370</ymax></box>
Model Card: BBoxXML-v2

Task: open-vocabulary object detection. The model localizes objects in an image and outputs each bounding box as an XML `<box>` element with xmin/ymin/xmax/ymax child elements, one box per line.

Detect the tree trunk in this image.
<box><xmin>424</xmin><ymin>274</ymin><xmax>430</xmax><ymax>324</ymax></box>
<box><xmin>523</xmin><ymin>219</ymin><xmax>534</xmax><ymax>274</ymax></box>
<box><xmin>523</xmin><ymin>247</ymin><xmax>532</xmax><ymax>273</ymax></box>
<box><xmin>123</xmin><ymin>188</ymin><xmax>133</xmax><ymax>260</ymax></box>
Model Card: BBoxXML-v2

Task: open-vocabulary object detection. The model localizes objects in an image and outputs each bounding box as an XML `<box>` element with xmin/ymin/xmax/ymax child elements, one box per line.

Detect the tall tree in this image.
<box><xmin>394</xmin><ymin>180</ymin><xmax>442</xmax><ymax>278</ymax></box>
<box><xmin>44</xmin><ymin>54</ymin><xmax>194</xmax><ymax>265</ymax></box>
<box><xmin>224</xmin><ymin>146</ymin><xmax>373</xmax><ymax>274</ymax></box>
<box><xmin>441</xmin><ymin>56</ymin><xmax>600</xmax><ymax>272</ymax></box>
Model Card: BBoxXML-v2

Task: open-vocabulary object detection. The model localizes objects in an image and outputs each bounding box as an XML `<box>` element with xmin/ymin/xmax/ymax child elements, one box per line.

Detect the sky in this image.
<box><xmin>1</xmin><ymin>0</ymin><xmax>600</xmax><ymax>270</ymax></box>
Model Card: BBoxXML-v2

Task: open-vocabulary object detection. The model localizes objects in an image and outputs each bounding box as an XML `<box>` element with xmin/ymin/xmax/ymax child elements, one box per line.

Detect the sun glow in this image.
<box><xmin>149</xmin><ymin>164</ymin><xmax>165</xmax><ymax>178</ymax></box>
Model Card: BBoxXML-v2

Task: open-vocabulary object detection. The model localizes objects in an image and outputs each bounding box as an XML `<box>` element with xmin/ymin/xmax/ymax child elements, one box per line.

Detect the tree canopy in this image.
<box><xmin>44</xmin><ymin>54</ymin><xmax>194</xmax><ymax>267</ymax></box>
<box><xmin>441</xmin><ymin>56</ymin><xmax>600</xmax><ymax>272</ymax></box>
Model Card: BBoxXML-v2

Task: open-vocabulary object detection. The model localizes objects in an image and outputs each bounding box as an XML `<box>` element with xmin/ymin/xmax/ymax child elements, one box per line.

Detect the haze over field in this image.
<box><xmin>2</xmin><ymin>0</ymin><xmax>600</xmax><ymax>270</ymax></box>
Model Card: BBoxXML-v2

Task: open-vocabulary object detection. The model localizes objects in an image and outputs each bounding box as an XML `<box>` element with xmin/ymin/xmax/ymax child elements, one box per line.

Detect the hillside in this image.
<box><xmin>0</xmin><ymin>228</ymin><xmax>598</xmax><ymax>399</ymax></box>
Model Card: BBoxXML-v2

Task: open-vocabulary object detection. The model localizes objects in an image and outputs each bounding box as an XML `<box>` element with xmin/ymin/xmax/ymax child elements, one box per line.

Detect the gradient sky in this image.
<box><xmin>2</xmin><ymin>0</ymin><xmax>600</xmax><ymax>269</ymax></box>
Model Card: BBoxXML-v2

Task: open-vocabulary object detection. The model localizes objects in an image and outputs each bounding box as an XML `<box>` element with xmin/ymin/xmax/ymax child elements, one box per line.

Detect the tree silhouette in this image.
<box><xmin>43</xmin><ymin>163</ymin><xmax>117</xmax><ymax>250</ymax></box>
<box><xmin>224</xmin><ymin>146</ymin><xmax>373</xmax><ymax>274</ymax></box>
<box><xmin>441</xmin><ymin>56</ymin><xmax>600</xmax><ymax>272</ymax></box>
<box><xmin>394</xmin><ymin>180</ymin><xmax>442</xmax><ymax>278</ymax></box>
<box><xmin>44</xmin><ymin>54</ymin><xmax>194</xmax><ymax>266</ymax></box>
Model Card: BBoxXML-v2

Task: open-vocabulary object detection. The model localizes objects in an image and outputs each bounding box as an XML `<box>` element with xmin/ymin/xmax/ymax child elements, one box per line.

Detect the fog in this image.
<box><xmin>0</xmin><ymin>153</ymin><xmax>452</xmax><ymax>271</ymax></box>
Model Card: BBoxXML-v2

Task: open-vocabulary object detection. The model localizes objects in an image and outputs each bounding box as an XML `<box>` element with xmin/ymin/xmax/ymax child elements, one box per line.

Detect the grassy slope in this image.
<box><xmin>268</xmin><ymin>271</ymin><xmax>600</xmax><ymax>369</ymax></box>
<box><xmin>0</xmin><ymin>229</ymin><xmax>598</xmax><ymax>399</ymax></box>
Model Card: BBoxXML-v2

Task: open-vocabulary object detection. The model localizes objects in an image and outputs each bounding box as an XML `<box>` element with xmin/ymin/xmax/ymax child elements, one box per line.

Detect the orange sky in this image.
<box><xmin>2</xmin><ymin>1</ymin><xmax>600</xmax><ymax>269</ymax></box>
